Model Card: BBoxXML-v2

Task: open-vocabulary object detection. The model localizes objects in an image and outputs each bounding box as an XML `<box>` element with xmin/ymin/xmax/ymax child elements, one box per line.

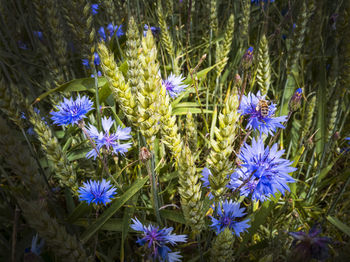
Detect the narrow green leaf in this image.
<box><xmin>327</xmin><ymin>216</ymin><xmax>350</xmax><ymax>237</ymax></box>
<box><xmin>67</xmin><ymin>202</ymin><xmax>92</xmax><ymax>223</ymax></box>
<box><xmin>121</xmin><ymin>194</ymin><xmax>139</xmax><ymax>261</ymax></box>
<box><xmin>160</xmin><ymin>209</ymin><xmax>186</xmax><ymax>224</ymax></box>
<box><xmin>80</xmin><ymin>176</ymin><xmax>148</xmax><ymax>243</ymax></box>
<box><xmin>74</xmin><ymin>218</ymin><xmax>124</xmax><ymax>231</ymax></box>
<box><xmin>290</xmin><ymin>145</ymin><xmax>305</xmax><ymax>195</ymax></box>
<box><xmin>67</xmin><ymin>148</ymin><xmax>91</xmax><ymax>161</ymax></box>
<box><xmin>172</xmin><ymin>108</ymin><xmax>212</xmax><ymax>116</ymax></box>
<box><xmin>33</xmin><ymin>77</ymin><xmax>107</xmax><ymax>104</ymax></box>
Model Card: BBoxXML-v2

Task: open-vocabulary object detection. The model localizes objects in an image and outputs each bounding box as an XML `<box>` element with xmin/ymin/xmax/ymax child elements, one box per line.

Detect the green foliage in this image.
<box><xmin>0</xmin><ymin>0</ymin><xmax>349</xmax><ymax>261</ymax></box>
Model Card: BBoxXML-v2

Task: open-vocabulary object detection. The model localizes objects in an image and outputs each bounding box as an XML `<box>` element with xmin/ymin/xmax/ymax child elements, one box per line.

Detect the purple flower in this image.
<box><xmin>228</xmin><ymin>138</ymin><xmax>296</xmax><ymax>201</ymax></box>
<box><xmin>78</xmin><ymin>179</ymin><xmax>117</xmax><ymax>206</ymax></box>
<box><xmin>143</xmin><ymin>24</ymin><xmax>161</xmax><ymax>37</ymax></box>
<box><xmin>85</xmin><ymin>116</ymin><xmax>132</xmax><ymax>159</ymax></box>
<box><xmin>162</xmin><ymin>73</ymin><xmax>188</xmax><ymax>98</ymax></box>
<box><xmin>201</xmin><ymin>167</ymin><xmax>214</xmax><ymax>199</ymax></box>
<box><xmin>99</xmin><ymin>24</ymin><xmax>124</xmax><ymax>41</ymax></box>
<box><xmin>33</xmin><ymin>31</ymin><xmax>43</xmax><ymax>40</ymax></box>
<box><xmin>93</xmin><ymin>52</ymin><xmax>100</xmax><ymax>66</ymax></box>
<box><xmin>251</xmin><ymin>0</ymin><xmax>275</xmax><ymax>4</ymax></box>
<box><xmin>50</xmin><ymin>95</ymin><xmax>94</xmax><ymax>126</ymax></box>
<box><xmin>131</xmin><ymin>218</ymin><xmax>187</xmax><ymax>262</ymax></box>
<box><xmin>90</xmin><ymin>70</ymin><xmax>102</xmax><ymax>78</ymax></box>
<box><xmin>289</xmin><ymin>225</ymin><xmax>332</xmax><ymax>261</ymax></box>
<box><xmin>82</xmin><ymin>58</ymin><xmax>90</xmax><ymax>68</ymax></box>
<box><xmin>239</xmin><ymin>91</ymin><xmax>288</xmax><ymax>135</ymax></box>
<box><xmin>91</xmin><ymin>4</ymin><xmax>99</xmax><ymax>15</ymax></box>
<box><xmin>210</xmin><ymin>200</ymin><xmax>250</xmax><ymax>236</ymax></box>
<box><xmin>18</xmin><ymin>41</ymin><xmax>28</xmax><ymax>50</ymax></box>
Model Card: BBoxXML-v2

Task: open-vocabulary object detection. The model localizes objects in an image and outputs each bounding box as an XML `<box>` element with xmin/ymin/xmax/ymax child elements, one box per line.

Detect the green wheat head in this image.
<box><xmin>126</xmin><ymin>17</ymin><xmax>144</xmax><ymax>95</ymax></box>
<box><xmin>158</xmin><ymin>84</ymin><xmax>183</xmax><ymax>159</ymax></box>
<box><xmin>0</xmin><ymin>116</ymin><xmax>46</xmax><ymax>198</ymax></box>
<box><xmin>18</xmin><ymin>199</ymin><xmax>93</xmax><ymax>261</ymax></box>
<box><xmin>186</xmin><ymin>111</ymin><xmax>198</xmax><ymax>152</ymax></box>
<box><xmin>207</xmin><ymin>89</ymin><xmax>240</xmax><ymax>198</ymax></box>
<box><xmin>301</xmin><ymin>95</ymin><xmax>316</xmax><ymax>140</ymax></box>
<box><xmin>98</xmin><ymin>42</ymin><xmax>138</xmax><ymax>123</ymax></box>
<box><xmin>138</xmin><ymin>30</ymin><xmax>162</xmax><ymax>150</ymax></box>
<box><xmin>178</xmin><ymin>145</ymin><xmax>205</xmax><ymax>234</ymax></box>
<box><xmin>256</xmin><ymin>34</ymin><xmax>271</xmax><ymax>96</ymax></box>
<box><xmin>216</xmin><ymin>14</ymin><xmax>235</xmax><ymax>77</ymax></box>
<box><xmin>210</xmin><ymin>227</ymin><xmax>234</xmax><ymax>262</ymax></box>
<box><xmin>28</xmin><ymin>107</ymin><xmax>79</xmax><ymax>194</ymax></box>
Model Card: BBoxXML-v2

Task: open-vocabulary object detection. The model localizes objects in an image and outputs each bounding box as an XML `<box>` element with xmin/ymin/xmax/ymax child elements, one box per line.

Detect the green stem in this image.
<box><xmin>93</xmin><ymin>66</ymin><xmax>101</xmax><ymax>130</ymax></box>
<box><xmin>146</xmin><ymin>154</ymin><xmax>162</xmax><ymax>226</ymax></box>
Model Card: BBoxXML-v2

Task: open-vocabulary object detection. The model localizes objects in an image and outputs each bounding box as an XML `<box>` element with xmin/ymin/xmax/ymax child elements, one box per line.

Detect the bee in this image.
<box><xmin>256</xmin><ymin>99</ymin><xmax>269</xmax><ymax>117</ymax></box>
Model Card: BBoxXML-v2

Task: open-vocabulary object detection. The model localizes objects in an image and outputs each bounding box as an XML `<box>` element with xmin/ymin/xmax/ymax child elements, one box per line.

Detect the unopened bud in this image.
<box><xmin>235</xmin><ymin>74</ymin><xmax>242</xmax><ymax>87</ymax></box>
<box><xmin>139</xmin><ymin>147</ymin><xmax>152</xmax><ymax>162</ymax></box>
<box><xmin>289</xmin><ymin>88</ymin><xmax>303</xmax><ymax>112</ymax></box>
<box><xmin>242</xmin><ymin>47</ymin><xmax>254</xmax><ymax>69</ymax></box>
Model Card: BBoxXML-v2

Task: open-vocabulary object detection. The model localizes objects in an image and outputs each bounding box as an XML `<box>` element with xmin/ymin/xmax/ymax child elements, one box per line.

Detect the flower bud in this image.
<box><xmin>139</xmin><ymin>147</ymin><xmax>152</xmax><ymax>162</ymax></box>
<box><xmin>289</xmin><ymin>88</ymin><xmax>303</xmax><ymax>112</ymax></box>
<box><xmin>242</xmin><ymin>47</ymin><xmax>254</xmax><ymax>69</ymax></box>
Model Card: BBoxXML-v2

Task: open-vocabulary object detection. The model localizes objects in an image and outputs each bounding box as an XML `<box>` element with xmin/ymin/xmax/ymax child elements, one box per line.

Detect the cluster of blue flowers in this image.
<box><xmin>98</xmin><ymin>23</ymin><xmax>124</xmax><ymax>42</ymax></box>
<box><xmin>131</xmin><ymin>218</ymin><xmax>187</xmax><ymax>262</ymax></box>
<box><xmin>201</xmin><ymin>85</ymin><xmax>300</xmax><ymax>238</ymax></box>
<box><xmin>143</xmin><ymin>24</ymin><xmax>161</xmax><ymax>37</ymax></box>
<box><xmin>50</xmin><ymin>95</ymin><xmax>131</xmax><ymax>208</ymax></box>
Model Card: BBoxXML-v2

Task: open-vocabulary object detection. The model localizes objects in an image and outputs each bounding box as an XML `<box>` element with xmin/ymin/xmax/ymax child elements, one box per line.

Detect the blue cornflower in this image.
<box><xmin>251</xmin><ymin>0</ymin><xmax>275</xmax><ymax>4</ymax></box>
<box><xmin>81</xmin><ymin>53</ymin><xmax>100</xmax><ymax>68</ymax></box>
<box><xmin>346</xmin><ymin>137</ymin><xmax>350</xmax><ymax>144</ymax></box>
<box><xmin>50</xmin><ymin>95</ymin><xmax>94</xmax><ymax>126</ymax></box>
<box><xmin>78</xmin><ymin>179</ymin><xmax>117</xmax><ymax>206</ymax></box>
<box><xmin>82</xmin><ymin>58</ymin><xmax>90</xmax><ymax>68</ymax></box>
<box><xmin>24</xmin><ymin>234</ymin><xmax>45</xmax><ymax>260</ymax></box>
<box><xmin>86</xmin><ymin>116</ymin><xmax>132</xmax><ymax>159</ymax></box>
<box><xmin>18</xmin><ymin>41</ymin><xmax>28</xmax><ymax>50</ymax></box>
<box><xmin>131</xmin><ymin>218</ymin><xmax>187</xmax><ymax>262</ymax></box>
<box><xmin>210</xmin><ymin>200</ymin><xmax>250</xmax><ymax>236</ymax></box>
<box><xmin>228</xmin><ymin>138</ymin><xmax>296</xmax><ymax>201</ymax></box>
<box><xmin>98</xmin><ymin>26</ymin><xmax>107</xmax><ymax>41</ymax></box>
<box><xmin>239</xmin><ymin>91</ymin><xmax>287</xmax><ymax>135</ymax></box>
<box><xmin>91</xmin><ymin>70</ymin><xmax>102</xmax><ymax>78</ymax></box>
<box><xmin>143</xmin><ymin>24</ymin><xmax>161</xmax><ymax>37</ymax></box>
<box><xmin>93</xmin><ymin>52</ymin><xmax>100</xmax><ymax>66</ymax></box>
<box><xmin>33</xmin><ymin>31</ymin><xmax>43</xmax><ymax>40</ymax></box>
<box><xmin>98</xmin><ymin>24</ymin><xmax>124</xmax><ymax>41</ymax></box>
<box><xmin>289</xmin><ymin>225</ymin><xmax>332</xmax><ymax>261</ymax></box>
<box><xmin>91</xmin><ymin>3</ymin><xmax>99</xmax><ymax>15</ymax></box>
<box><xmin>201</xmin><ymin>168</ymin><xmax>218</xmax><ymax>200</ymax></box>
<box><xmin>162</xmin><ymin>73</ymin><xmax>188</xmax><ymax>98</ymax></box>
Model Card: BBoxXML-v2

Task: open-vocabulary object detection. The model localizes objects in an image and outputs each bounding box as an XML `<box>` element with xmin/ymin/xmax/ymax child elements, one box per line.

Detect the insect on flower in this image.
<box><xmin>255</xmin><ymin>98</ymin><xmax>269</xmax><ymax>117</ymax></box>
